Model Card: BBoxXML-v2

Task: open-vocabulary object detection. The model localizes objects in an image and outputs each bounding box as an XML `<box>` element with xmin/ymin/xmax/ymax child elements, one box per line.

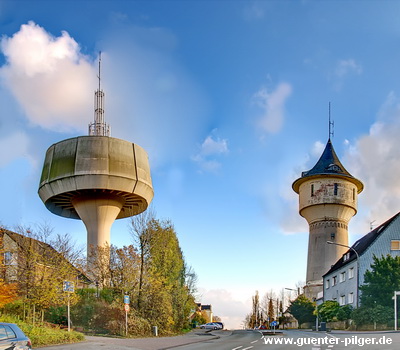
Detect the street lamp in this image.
<box><xmin>393</xmin><ymin>291</ymin><xmax>400</xmax><ymax>331</ymax></box>
<box><xmin>326</xmin><ymin>241</ymin><xmax>360</xmax><ymax>308</ymax></box>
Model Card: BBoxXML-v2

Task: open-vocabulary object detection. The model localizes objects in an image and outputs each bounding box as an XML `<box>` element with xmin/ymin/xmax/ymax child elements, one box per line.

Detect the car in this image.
<box><xmin>213</xmin><ymin>321</ymin><xmax>224</xmax><ymax>329</ymax></box>
<box><xmin>0</xmin><ymin>322</ymin><xmax>32</xmax><ymax>350</ymax></box>
<box><xmin>199</xmin><ymin>322</ymin><xmax>222</xmax><ymax>330</ymax></box>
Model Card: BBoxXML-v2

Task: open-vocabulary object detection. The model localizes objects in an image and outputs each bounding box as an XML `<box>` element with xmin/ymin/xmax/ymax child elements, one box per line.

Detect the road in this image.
<box><xmin>36</xmin><ymin>329</ymin><xmax>400</xmax><ymax>350</ymax></box>
<box><xmin>174</xmin><ymin>329</ymin><xmax>400</xmax><ymax>350</ymax></box>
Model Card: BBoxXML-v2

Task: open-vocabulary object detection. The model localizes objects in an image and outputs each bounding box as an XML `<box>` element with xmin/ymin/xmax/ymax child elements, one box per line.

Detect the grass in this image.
<box><xmin>0</xmin><ymin>315</ymin><xmax>84</xmax><ymax>347</ymax></box>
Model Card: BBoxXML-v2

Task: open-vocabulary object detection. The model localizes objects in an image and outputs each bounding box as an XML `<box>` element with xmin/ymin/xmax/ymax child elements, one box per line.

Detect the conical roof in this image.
<box><xmin>292</xmin><ymin>139</ymin><xmax>363</xmax><ymax>193</ymax></box>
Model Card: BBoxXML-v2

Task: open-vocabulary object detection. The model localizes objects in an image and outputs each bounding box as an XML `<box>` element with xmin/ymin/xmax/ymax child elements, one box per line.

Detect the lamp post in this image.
<box><xmin>326</xmin><ymin>241</ymin><xmax>359</xmax><ymax>308</ymax></box>
<box><xmin>394</xmin><ymin>291</ymin><xmax>400</xmax><ymax>331</ymax></box>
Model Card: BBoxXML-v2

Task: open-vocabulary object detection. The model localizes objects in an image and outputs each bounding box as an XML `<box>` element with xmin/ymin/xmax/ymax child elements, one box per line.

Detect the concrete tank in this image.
<box><xmin>38</xmin><ymin>136</ymin><xmax>153</xmax><ymax>258</ymax></box>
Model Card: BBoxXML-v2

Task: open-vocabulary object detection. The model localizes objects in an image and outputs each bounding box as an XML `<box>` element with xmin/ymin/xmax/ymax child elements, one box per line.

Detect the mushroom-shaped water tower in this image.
<box><xmin>38</xmin><ymin>56</ymin><xmax>153</xmax><ymax>268</ymax></box>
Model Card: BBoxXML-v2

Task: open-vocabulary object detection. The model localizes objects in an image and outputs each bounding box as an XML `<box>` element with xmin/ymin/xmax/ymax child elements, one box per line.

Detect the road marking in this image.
<box><xmin>232</xmin><ymin>347</ymin><xmax>243</xmax><ymax>350</ymax></box>
<box><xmin>251</xmin><ymin>340</ymin><xmax>258</xmax><ymax>343</ymax></box>
<box><xmin>242</xmin><ymin>347</ymin><xmax>253</xmax><ymax>350</ymax></box>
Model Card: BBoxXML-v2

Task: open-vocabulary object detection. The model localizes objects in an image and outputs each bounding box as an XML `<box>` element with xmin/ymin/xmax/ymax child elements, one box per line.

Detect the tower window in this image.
<box><xmin>331</xmin><ymin>233</ymin><xmax>335</xmax><ymax>240</ymax></box>
<box><xmin>334</xmin><ymin>183</ymin><xmax>338</xmax><ymax>195</ymax></box>
<box><xmin>352</xmin><ymin>188</ymin><xmax>355</xmax><ymax>201</ymax></box>
<box><xmin>311</xmin><ymin>184</ymin><xmax>314</xmax><ymax>197</ymax></box>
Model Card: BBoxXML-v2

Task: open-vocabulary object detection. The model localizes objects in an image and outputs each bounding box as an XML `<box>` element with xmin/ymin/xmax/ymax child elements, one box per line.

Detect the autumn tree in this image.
<box><xmin>11</xmin><ymin>225</ymin><xmax>82</xmax><ymax>322</ymax></box>
<box><xmin>245</xmin><ymin>291</ymin><xmax>262</xmax><ymax>328</ymax></box>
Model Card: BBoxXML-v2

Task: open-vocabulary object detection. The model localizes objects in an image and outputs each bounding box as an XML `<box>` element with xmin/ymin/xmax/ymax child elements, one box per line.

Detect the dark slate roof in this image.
<box><xmin>323</xmin><ymin>212</ymin><xmax>400</xmax><ymax>276</ymax></box>
<box><xmin>302</xmin><ymin>139</ymin><xmax>351</xmax><ymax>177</ymax></box>
<box><xmin>293</xmin><ymin>139</ymin><xmax>363</xmax><ymax>192</ymax></box>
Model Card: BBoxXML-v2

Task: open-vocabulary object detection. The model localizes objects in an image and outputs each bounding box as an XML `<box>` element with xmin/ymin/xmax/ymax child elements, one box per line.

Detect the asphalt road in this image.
<box><xmin>174</xmin><ymin>329</ymin><xmax>400</xmax><ymax>350</ymax></box>
<box><xmin>36</xmin><ymin>329</ymin><xmax>400</xmax><ymax>350</ymax></box>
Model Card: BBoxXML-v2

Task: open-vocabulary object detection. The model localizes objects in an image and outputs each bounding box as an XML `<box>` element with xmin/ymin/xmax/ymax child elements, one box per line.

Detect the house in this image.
<box><xmin>0</xmin><ymin>228</ymin><xmax>90</xmax><ymax>287</ymax></box>
<box><xmin>193</xmin><ymin>303</ymin><xmax>213</xmax><ymax>323</ymax></box>
<box><xmin>323</xmin><ymin>212</ymin><xmax>400</xmax><ymax>307</ymax></box>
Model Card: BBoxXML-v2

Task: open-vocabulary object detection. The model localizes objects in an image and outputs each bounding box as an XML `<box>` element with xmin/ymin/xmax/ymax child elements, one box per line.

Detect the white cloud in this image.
<box><xmin>253</xmin><ymin>82</ymin><xmax>292</xmax><ymax>134</ymax></box>
<box><xmin>343</xmin><ymin>93</ymin><xmax>400</xmax><ymax>231</ymax></box>
<box><xmin>331</xmin><ymin>58</ymin><xmax>362</xmax><ymax>91</ymax></box>
<box><xmin>335</xmin><ymin>59</ymin><xmax>362</xmax><ymax>78</ymax></box>
<box><xmin>198</xmin><ymin>288</ymin><xmax>250</xmax><ymax>329</ymax></box>
<box><xmin>0</xmin><ymin>21</ymin><xmax>97</xmax><ymax>132</ymax></box>
<box><xmin>192</xmin><ymin>133</ymin><xmax>229</xmax><ymax>173</ymax></box>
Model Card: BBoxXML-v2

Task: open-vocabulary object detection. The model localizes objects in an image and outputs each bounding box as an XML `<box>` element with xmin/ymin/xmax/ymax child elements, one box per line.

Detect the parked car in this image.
<box><xmin>0</xmin><ymin>322</ymin><xmax>32</xmax><ymax>350</ymax></box>
<box><xmin>213</xmin><ymin>321</ymin><xmax>224</xmax><ymax>329</ymax></box>
<box><xmin>199</xmin><ymin>322</ymin><xmax>222</xmax><ymax>330</ymax></box>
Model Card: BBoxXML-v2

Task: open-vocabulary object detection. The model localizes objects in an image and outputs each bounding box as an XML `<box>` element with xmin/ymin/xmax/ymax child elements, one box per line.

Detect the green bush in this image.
<box><xmin>0</xmin><ymin>315</ymin><xmax>84</xmax><ymax>347</ymax></box>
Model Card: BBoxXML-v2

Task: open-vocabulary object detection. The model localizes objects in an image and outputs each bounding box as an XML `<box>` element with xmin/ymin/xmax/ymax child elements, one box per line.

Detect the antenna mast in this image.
<box><xmin>89</xmin><ymin>51</ymin><xmax>110</xmax><ymax>136</ymax></box>
<box><xmin>328</xmin><ymin>102</ymin><xmax>334</xmax><ymax>139</ymax></box>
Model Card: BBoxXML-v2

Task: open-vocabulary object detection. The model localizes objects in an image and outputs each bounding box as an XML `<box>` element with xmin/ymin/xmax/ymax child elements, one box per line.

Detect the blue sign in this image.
<box><xmin>270</xmin><ymin>321</ymin><xmax>278</xmax><ymax>327</ymax></box>
<box><xmin>124</xmin><ymin>295</ymin><xmax>130</xmax><ymax>304</ymax></box>
<box><xmin>63</xmin><ymin>281</ymin><xmax>75</xmax><ymax>293</ymax></box>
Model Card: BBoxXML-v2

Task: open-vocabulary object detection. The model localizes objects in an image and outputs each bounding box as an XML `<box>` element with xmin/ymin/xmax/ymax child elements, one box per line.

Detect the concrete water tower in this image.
<box><xmin>38</xmin><ymin>55</ymin><xmax>153</xmax><ymax>266</ymax></box>
<box><xmin>292</xmin><ymin>136</ymin><xmax>363</xmax><ymax>300</ymax></box>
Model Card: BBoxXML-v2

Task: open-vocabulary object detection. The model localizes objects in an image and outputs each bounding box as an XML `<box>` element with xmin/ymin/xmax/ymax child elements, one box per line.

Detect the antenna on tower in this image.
<box><xmin>89</xmin><ymin>51</ymin><xmax>110</xmax><ymax>136</ymax></box>
<box><xmin>328</xmin><ymin>102</ymin><xmax>334</xmax><ymax>139</ymax></box>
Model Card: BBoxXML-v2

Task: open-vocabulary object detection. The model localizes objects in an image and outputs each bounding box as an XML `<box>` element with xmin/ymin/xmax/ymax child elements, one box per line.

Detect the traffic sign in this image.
<box><xmin>124</xmin><ymin>295</ymin><xmax>130</xmax><ymax>304</ymax></box>
<box><xmin>124</xmin><ymin>304</ymin><xmax>130</xmax><ymax>312</ymax></box>
<box><xmin>63</xmin><ymin>281</ymin><xmax>75</xmax><ymax>293</ymax></box>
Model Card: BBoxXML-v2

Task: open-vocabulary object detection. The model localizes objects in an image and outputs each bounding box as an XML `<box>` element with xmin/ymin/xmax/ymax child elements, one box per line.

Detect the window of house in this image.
<box><xmin>332</xmin><ymin>276</ymin><xmax>337</xmax><ymax>286</ymax></box>
<box><xmin>334</xmin><ymin>183</ymin><xmax>338</xmax><ymax>195</ymax></box>
<box><xmin>339</xmin><ymin>271</ymin><xmax>346</xmax><ymax>283</ymax></box>
<box><xmin>348</xmin><ymin>267</ymin><xmax>354</xmax><ymax>279</ymax></box>
<box><xmin>391</xmin><ymin>240</ymin><xmax>400</xmax><ymax>251</ymax></box>
<box><xmin>339</xmin><ymin>295</ymin><xmax>346</xmax><ymax>306</ymax></box>
<box><xmin>348</xmin><ymin>293</ymin><xmax>354</xmax><ymax>304</ymax></box>
<box><xmin>311</xmin><ymin>184</ymin><xmax>314</xmax><ymax>197</ymax></box>
<box><xmin>343</xmin><ymin>252</ymin><xmax>350</xmax><ymax>261</ymax></box>
<box><xmin>3</xmin><ymin>252</ymin><xmax>15</xmax><ymax>266</ymax></box>
<box><xmin>325</xmin><ymin>279</ymin><xmax>330</xmax><ymax>289</ymax></box>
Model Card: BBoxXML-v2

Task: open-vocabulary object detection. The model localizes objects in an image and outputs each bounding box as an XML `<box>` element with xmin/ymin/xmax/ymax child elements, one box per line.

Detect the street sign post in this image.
<box><xmin>124</xmin><ymin>295</ymin><xmax>130</xmax><ymax>336</ymax></box>
<box><xmin>63</xmin><ymin>281</ymin><xmax>75</xmax><ymax>332</ymax></box>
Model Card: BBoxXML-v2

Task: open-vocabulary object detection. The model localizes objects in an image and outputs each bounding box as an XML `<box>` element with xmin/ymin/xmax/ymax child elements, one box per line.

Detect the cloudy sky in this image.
<box><xmin>2</xmin><ymin>0</ymin><xmax>400</xmax><ymax>329</ymax></box>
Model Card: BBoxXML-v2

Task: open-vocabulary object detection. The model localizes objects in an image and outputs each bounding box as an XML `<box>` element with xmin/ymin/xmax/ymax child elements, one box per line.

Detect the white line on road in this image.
<box><xmin>250</xmin><ymin>340</ymin><xmax>258</xmax><ymax>343</ymax></box>
<box><xmin>232</xmin><ymin>347</ymin><xmax>243</xmax><ymax>350</ymax></box>
<box><xmin>242</xmin><ymin>347</ymin><xmax>253</xmax><ymax>350</ymax></box>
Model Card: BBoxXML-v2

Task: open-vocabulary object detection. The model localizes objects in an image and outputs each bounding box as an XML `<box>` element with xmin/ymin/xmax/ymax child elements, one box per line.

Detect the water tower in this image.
<box><xmin>38</xmin><ymin>55</ymin><xmax>153</xmax><ymax>267</ymax></box>
<box><xmin>292</xmin><ymin>136</ymin><xmax>363</xmax><ymax>300</ymax></box>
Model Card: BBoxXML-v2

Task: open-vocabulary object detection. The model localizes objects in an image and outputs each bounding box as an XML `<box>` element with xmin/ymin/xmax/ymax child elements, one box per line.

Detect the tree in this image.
<box><xmin>287</xmin><ymin>295</ymin><xmax>316</xmax><ymax>327</ymax></box>
<box><xmin>360</xmin><ymin>255</ymin><xmax>400</xmax><ymax>308</ymax></box>
<box><xmin>351</xmin><ymin>305</ymin><xmax>392</xmax><ymax>327</ymax></box>
<box><xmin>317</xmin><ymin>300</ymin><xmax>352</xmax><ymax>322</ymax></box>
<box><xmin>0</xmin><ymin>280</ymin><xmax>17</xmax><ymax>308</ymax></box>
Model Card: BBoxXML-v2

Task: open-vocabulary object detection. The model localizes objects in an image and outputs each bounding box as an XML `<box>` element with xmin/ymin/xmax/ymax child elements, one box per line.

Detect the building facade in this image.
<box><xmin>323</xmin><ymin>212</ymin><xmax>400</xmax><ymax>307</ymax></box>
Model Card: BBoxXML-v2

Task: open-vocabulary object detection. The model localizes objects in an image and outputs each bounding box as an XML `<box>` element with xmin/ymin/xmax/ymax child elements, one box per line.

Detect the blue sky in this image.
<box><xmin>2</xmin><ymin>0</ymin><xmax>400</xmax><ymax>329</ymax></box>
